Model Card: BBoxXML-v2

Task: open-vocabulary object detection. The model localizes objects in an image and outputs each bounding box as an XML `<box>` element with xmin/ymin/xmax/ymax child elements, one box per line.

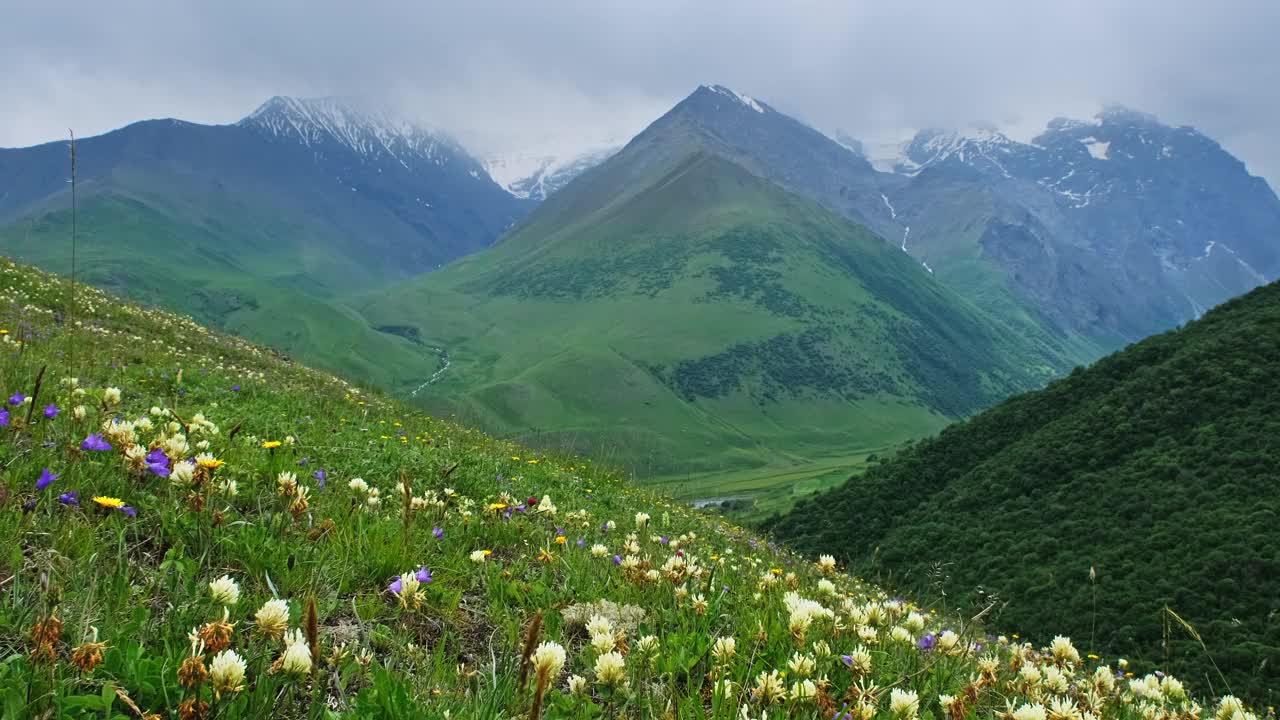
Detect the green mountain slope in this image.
<box><xmin>0</xmin><ymin>101</ymin><xmax>530</xmax><ymax>391</ymax></box>
<box><xmin>767</xmin><ymin>280</ymin><xmax>1280</xmax><ymax>703</ymax></box>
<box><xmin>359</xmin><ymin>149</ymin><xmax>1078</xmax><ymax>502</ymax></box>
<box><xmin>0</xmin><ymin>258</ymin><xmax>1251</xmax><ymax>719</ymax></box>
<box><xmin>0</xmin><ymin>189</ymin><xmax>434</xmax><ymax>390</ymax></box>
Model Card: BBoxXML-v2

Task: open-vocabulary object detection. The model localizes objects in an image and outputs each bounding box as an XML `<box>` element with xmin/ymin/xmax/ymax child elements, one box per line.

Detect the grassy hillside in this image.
<box><xmin>0</xmin><ymin>189</ymin><xmax>439</xmax><ymax>392</ymax></box>
<box><xmin>358</xmin><ymin>151</ymin><xmax>1078</xmax><ymax>501</ymax></box>
<box><xmin>0</xmin><ymin>257</ymin><xmax>1254</xmax><ymax>719</ymax></box>
<box><xmin>767</xmin><ymin>281</ymin><xmax>1280</xmax><ymax>704</ymax></box>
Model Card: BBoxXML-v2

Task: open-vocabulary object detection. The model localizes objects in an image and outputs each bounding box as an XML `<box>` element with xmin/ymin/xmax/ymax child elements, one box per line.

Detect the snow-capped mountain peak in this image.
<box><xmin>239</xmin><ymin>96</ymin><xmax>471</xmax><ymax>170</ymax></box>
<box><xmin>703</xmin><ymin>84</ymin><xmax>767</xmax><ymax>113</ymax></box>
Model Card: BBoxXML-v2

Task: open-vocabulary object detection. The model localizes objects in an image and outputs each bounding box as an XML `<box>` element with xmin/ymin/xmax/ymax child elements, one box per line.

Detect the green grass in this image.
<box><xmin>357</xmin><ymin>152</ymin><xmax>1082</xmax><ymax>498</ymax></box>
<box><xmin>768</xmin><ymin>279</ymin><xmax>1280</xmax><ymax>705</ymax></box>
<box><xmin>0</xmin><ymin>257</ymin><xmax>1248</xmax><ymax>719</ymax></box>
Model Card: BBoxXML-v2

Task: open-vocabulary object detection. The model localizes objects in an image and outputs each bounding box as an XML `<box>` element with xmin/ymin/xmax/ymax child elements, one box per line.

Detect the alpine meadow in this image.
<box><xmin>2</xmin><ymin>2</ymin><xmax>1279</xmax><ymax>718</ymax></box>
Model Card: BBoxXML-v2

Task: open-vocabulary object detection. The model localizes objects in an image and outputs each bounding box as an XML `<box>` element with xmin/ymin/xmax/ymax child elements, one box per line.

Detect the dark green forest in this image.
<box><xmin>766</xmin><ymin>280</ymin><xmax>1280</xmax><ymax>703</ymax></box>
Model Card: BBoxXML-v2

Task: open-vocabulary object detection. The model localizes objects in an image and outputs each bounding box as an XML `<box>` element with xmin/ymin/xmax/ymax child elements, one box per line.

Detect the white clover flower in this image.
<box><xmin>209</xmin><ymin>649</ymin><xmax>247</xmax><ymax>697</ymax></box>
<box><xmin>348</xmin><ymin>477</ymin><xmax>369</xmax><ymax>493</ymax></box>
<box><xmin>1160</xmin><ymin>675</ymin><xmax>1186</xmax><ymax>701</ymax></box>
<box><xmin>1042</xmin><ymin>665</ymin><xmax>1070</xmax><ymax>694</ymax></box>
<box><xmin>162</xmin><ymin>434</ymin><xmax>190</xmax><ymax>458</ymax></box>
<box><xmin>712</xmin><ymin>636</ymin><xmax>737</xmax><ymax>663</ymax></box>
<box><xmin>790</xmin><ymin>679</ymin><xmax>817</xmax><ymax>702</ymax></box>
<box><xmin>1216</xmin><ymin>696</ymin><xmax>1246</xmax><ymax>720</ymax></box>
<box><xmin>857</xmin><ymin>625</ymin><xmax>878</xmax><ymax>645</ymax></box>
<box><xmin>1050</xmin><ymin>635</ymin><xmax>1081</xmax><ymax>665</ymax></box>
<box><xmin>753</xmin><ymin>670</ymin><xmax>786</xmax><ymax>704</ymax></box>
<box><xmin>209</xmin><ymin>575</ymin><xmax>240</xmax><ymax>606</ymax></box>
<box><xmin>817</xmin><ymin>579</ymin><xmax>837</xmax><ymax>596</ymax></box>
<box><xmin>469</xmin><ymin>550</ymin><xmax>488</xmax><ymax>563</ymax></box>
<box><xmin>1093</xmin><ymin>665</ymin><xmax>1116</xmax><ymax>693</ymax></box>
<box><xmin>635</xmin><ymin>635</ymin><xmax>659</xmax><ymax>653</ymax></box>
<box><xmin>788</xmin><ymin>651</ymin><xmax>815</xmax><ymax>677</ymax></box>
<box><xmin>890</xmin><ymin>688</ymin><xmax>920</xmax><ymax>719</ymax></box>
<box><xmin>531</xmin><ymin>641</ymin><xmax>566</xmax><ymax>678</ymax></box>
<box><xmin>102</xmin><ymin>387</ymin><xmax>122</xmax><ymax>405</ymax></box>
<box><xmin>590</xmin><ymin>543</ymin><xmax>608</xmax><ymax>558</ymax></box>
<box><xmin>255</xmin><ymin>599</ymin><xmax>290</xmax><ymax>638</ymax></box>
<box><xmin>936</xmin><ymin>630</ymin><xmax>960</xmax><ymax>654</ymax></box>
<box><xmin>843</xmin><ymin>647</ymin><xmax>872</xmax><ymax>675</ymax></box>
<box><xmin>585</xmin><ymin>615</ymin><xmax>613</xmax><ymax>638</ymax></box>
<box><xmin>281</xmin><ymin>629</ymin><xmax>312</xmax><ymax>676</ymax></box>
<box><xmin>73</xmin><ymin>405</ymin><xmax>86</xmax><ymax>420</ymax></box>
<box><xmin>170</xmin><ymin>460</ymin><xmax>196</xmax><ymax>488</ymax></box>
<box><xmin>1013</xmin><ymin>703</ymin><xmax>1048</xmax><ymax>720</ymax></box>
<box><xmin>816</xmin><ymin>554</ymin><xmax>836</xmax><ymax>573</ymax></box>
<box><xmin>904</xmin><ymin>612</ymin><xmax>926</xmax><ymax>634</ymax></box>
<box><xmin>634</xmin><ymin>512</ymin><xmax>650</xmax><ymax>528</ymax></box>
<box><xmin>218</xmin><ymin>479</ymin><xmax>238</xmax><ymax>497</ymax></box>
<box><xmin>594</xmin><ymin>651</ymin><xmax>626</xmax><ymax>685</ymax></box>
<box><xmin>566</xmin><ymin>674</ymin><xmax>588</xmax><ymax>697</ymax></box>
<box><xmin>590</xmin><ymin>632</ymin><xmax>615</xmax><ymax>654</ymax></box>
<box><xmin>1048</xmin><ymin>697</ymin><xmax>1081</xmax><ymax>720</ymax></box>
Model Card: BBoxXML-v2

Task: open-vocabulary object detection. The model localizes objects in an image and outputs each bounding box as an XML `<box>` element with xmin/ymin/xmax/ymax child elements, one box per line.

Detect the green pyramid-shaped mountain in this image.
<box><xmin>359</xmin><ymin>124</ymin><xmax>1080</xmax><ymax>498</ymax></box>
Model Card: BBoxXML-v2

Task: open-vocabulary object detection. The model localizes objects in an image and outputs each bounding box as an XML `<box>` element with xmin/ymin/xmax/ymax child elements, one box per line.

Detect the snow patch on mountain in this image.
<box><xmin>705</xmin><ymin>84</ymin><xmax>765</xmax><ymax>113</ymax></box>
<box><xmin>1080</xmin><ymin>137</ymin><xmax>1111</xmax><ymax>160</ymax></box>
<box><xmin>483</xmin><ymin>141</ymin><xmax>621</xmax><ymax>200</ymax></box>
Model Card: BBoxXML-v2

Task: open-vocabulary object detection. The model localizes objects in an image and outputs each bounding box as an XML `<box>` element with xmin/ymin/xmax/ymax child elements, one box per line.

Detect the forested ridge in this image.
<box><xmin>767</xmin><ymin>280</ymin><xmax>1280</xmax><ymax>703</ymax></box>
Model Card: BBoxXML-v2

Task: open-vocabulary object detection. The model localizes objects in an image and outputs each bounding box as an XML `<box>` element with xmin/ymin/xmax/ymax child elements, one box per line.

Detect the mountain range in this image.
<box><xmin>1</xmin><ymin>86</ymin><xmax>1277</xmax><ymax>501</ymax></box>
<box><xmin>0</xmin><ymin>96</ymin><xmax>527</xmax><ymax>386</ymax></box>
<box><xmin>861</xmin><ymin>109</ymin><xmax>1280</xmax><ymax>344</ymax></box>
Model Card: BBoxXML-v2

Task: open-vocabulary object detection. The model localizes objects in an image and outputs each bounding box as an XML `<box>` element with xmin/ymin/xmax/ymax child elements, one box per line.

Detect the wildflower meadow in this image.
<box><xmin>0</xmin><ymin>258</ymin><xmax>1260</xmax><ymax>719</ymax></box>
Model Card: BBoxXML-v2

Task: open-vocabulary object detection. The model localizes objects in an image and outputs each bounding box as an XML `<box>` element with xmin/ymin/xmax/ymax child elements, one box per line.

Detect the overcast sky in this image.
<box><xmin>4</xmin><ymin>1</ymin><xmax>1278</xmax><ymax>186</ymax></box>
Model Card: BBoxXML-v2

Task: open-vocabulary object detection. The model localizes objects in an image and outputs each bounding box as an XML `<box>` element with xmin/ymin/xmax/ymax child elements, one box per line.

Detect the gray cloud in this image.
<box><xmin>3</xmin><ymin>0</ymin><xmax>1278</xmax><ymax>185</ymax></box>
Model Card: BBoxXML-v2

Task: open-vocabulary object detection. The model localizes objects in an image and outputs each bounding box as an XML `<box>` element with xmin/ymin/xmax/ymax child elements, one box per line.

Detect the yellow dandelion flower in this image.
<box><xmin>488</xmin><ymin>502</ymin><xmax>508</xmax><ymax>511</ymax></box>
<box><xmin>93</xmin><ymin>496</ymin><xmax>125</xmax><ymax>509</ymax></box>
<box><xmin>261</xmin><ymin>440</ymin><xmax>282</xmax><ymax>449</ymax></box>
<box><xmin>770</xmin><ymin>568</ymin><xmax>783</xmax><ymax>576</ymax></box>
<box><xmin>554</xmin><ymin>536</ymin><xmax>566</xmax><ymax>545</ymax></box>
<box><xmin>511</xmin><ymin>456</ymin><xmax>520</xmax><ymax>461</ymax></box>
